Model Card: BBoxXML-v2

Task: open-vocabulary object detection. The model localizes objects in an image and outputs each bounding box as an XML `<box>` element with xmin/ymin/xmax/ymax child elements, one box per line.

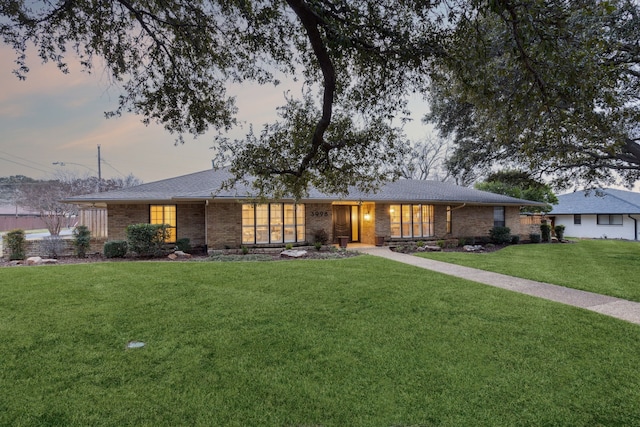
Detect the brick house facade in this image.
<box><xmin>64</xmin><ymin>168</ymin><xmax>545</xmax><ymax>251</ymax></box>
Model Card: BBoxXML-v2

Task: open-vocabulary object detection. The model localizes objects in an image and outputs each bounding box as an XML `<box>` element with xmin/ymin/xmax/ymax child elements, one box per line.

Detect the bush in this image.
<box><xmin>313</xmin><ymin>229</ymin><xmax>329</xmax><ymax>245</ymax></box>
<box><xmin>489</xmin><ymin>226</ymin><xmax>512</xmax><ymax>244</ymax></box>
<box><xmin>6</xmin><ymin>229</ymin><xmax>26</xmax><ymax>260</ymax></box>
<box><xmin>540</xmin><ymin>222</ymin><xmax>551</xmax><ymax>242</ymax></box>
<box><xmin>42</xmin><ymin>236</ymin><xmax>65</xmax><ymax>258</ymax></box>
<box><xmin>176</xmin><ymin>238</ymin><xmax>191</xmax><ymax>253</ymax></box>
<box><xmin>554</xmin><ymin>225</ymin><xmax>566</xmax><ymax>241</ymax></box>
<box><xmin>314</xmin><ymin>241</ymin><xmax>322</xmax><ymax>251</ymax></box>
<box><xmin>73</xmin><ymin>225</ymin><xmax>91</xmax><ymax>258</ymax></box>
<box><xmin>125</xmin><ymin>223</ymin><xmax>168</xmax><ymax>257</ymax></box>
<box><xmin>530</xmin><ymin>233</ymin><xmax>541</xmax><ymax>243</ymax></box>
<box><xmin>510</xmin><ymin>235</ymin><xmax>520</xmax><ymax>244</ymax></box>
<box><xmin>104</xmin><ymin>240</ymin><xmax>128</xmax><ymax>258</ymax></box>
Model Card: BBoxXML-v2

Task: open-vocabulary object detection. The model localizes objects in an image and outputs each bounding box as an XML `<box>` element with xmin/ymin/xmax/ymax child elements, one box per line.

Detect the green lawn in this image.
<box><xmin>2</xmin><ymin>257</ymin><xmax>640</xmax><ymax>426</ymax></box>
<box><xmin>417</xmin><ymin>239</ymin><xmax>640</xmax><ymax>302</ymax></box>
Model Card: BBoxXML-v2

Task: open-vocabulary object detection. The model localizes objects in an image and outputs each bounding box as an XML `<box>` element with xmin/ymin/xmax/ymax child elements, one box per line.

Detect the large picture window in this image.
<box><xmin>243</xmin><ymin>203</ymin><xmax>305</xmax><ymax>244</ymax></box>
<box><xmin>150</xmin><ymin>205</ymin><xmax>176</xmax><ymax>243</ymax></box>
<box><xmin>390</xmin><ymin>204</ymin><xmax>434</xmax><ymax>238</ymax></box>
<box><xmin>597</xmin><ymin>214</ymin><xmax>623</xmax><ymax>225</ymax></box>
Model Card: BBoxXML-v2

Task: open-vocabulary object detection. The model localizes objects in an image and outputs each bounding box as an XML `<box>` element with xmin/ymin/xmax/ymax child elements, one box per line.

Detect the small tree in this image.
<box><xmin>73</xmin><ymin>225</ymin><xmax>92</xmax><ymax>258</ymax></box>
<box><xmin>554</xmin><ymin>225</ymin><xmax>566</xmax><ymax>241</ymax></box>
<box><xmin>5</xmin><ymin>229</ymin><xmax>26</xmax><ymax>260</ymax></box>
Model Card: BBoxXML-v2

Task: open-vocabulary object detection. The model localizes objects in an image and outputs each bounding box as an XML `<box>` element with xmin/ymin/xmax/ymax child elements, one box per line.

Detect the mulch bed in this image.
<box><xmin>1</xmin><ymin>248</ymin><xmax>361</xmax><ymax>267</ymax></box>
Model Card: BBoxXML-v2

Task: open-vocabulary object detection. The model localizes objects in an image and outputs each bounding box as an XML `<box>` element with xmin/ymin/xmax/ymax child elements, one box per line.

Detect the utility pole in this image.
<box><xmin>97</xmin><ymin>145</ymin><xmax>102</xmax><ymax>192</ymax></box>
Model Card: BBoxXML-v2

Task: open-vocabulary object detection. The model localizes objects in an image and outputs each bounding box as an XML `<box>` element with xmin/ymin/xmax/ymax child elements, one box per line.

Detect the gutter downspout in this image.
<box><xmin>628</xmin><ymin>215</ymin><xmax>638</xmax><ymax>241</ymax></box>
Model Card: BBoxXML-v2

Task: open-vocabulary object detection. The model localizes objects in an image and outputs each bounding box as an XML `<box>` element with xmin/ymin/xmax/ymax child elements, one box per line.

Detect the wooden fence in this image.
<box><xmin>78</xmin><ymin>208</ymin><xmax>108</xmax><ymax>238</ymax></box>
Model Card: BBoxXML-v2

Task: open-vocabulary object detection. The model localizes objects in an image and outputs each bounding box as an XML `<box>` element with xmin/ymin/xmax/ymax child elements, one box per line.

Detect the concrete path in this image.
<box><xmin>358</xmin><ymin>246</ymin><xmax>640</xmax><ymax>325</ymax></box>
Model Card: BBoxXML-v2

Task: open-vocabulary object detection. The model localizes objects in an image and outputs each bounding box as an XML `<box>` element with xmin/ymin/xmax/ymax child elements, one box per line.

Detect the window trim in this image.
<box><xmin>242</xmin><ymin>203</ymin><xmax>305</xmax><ymax>245</ymax></box>
<box><xmin>574</xmin><ymin>214</ymin><xmax>581</xmax><ymax>225</ymax></box>
<box><xmin>150</xmin><ymin>204</ymin><xmax>177</xmax><ymax>243</ymax></box>
<box><xmin>597</xmin><ymin>214</ymin><xmax>623</xmax><ymax>226</ymax></box>
<box><xmin>493</xmin><ymin>206</ymin><xmax>506</xmax><ymax>228</ymax></box>
<box><xmin>390</xmin><ymin>204</ymin><xmax>435</xmax><ymax>239</ymax></box>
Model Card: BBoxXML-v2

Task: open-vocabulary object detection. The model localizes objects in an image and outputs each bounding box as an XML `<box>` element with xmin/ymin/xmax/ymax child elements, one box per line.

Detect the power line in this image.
<box><xmin>0</xmin><ymin>156</ymin><xmax>52</xmax><ymax>175</ymax></box>
<box><xmin>0</xmin><ymin>150</ymin><xmax>56</xmax><ymax>173</ymax></box>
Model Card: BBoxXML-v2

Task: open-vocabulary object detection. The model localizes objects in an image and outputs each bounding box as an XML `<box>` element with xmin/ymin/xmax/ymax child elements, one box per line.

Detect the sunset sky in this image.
<box><xmin>0</xmin><ymin>45</ymin><xmax>432</xmax><ymax>184</ymax></box>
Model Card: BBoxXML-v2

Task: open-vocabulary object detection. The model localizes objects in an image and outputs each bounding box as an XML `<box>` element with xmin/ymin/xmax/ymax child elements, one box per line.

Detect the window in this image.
<box><xmin>390</xmin><ymin>204</ymin><xmax>434</xmax><ymax>238</ymax></box>
<box><xmin>597</xmin><ymin>214</ymin><xmax>623</xmax><ymax>225</ymax></box>
<box><xmin>574</xmin><ymin>214</ymin><xmax>581</xmax><ymax>225</ymax></box>
<box><xmin>150</xmin><ymin>205</ymin><xmax>176</xmax><ymax>243</ymax></box>
<box><xmin>493</xmin><ymin>206</ymin><xmax>505</xmax><ymax>227</ymax></box>
<box><xmin>242</xmin><ymin>203</ymin><xmax>305</xmax><ymax>244</ymax></box>
<box><xmin>446</xmin><ymin>206</ymin><xmax>452</xmax><ymax>234</ymax></box>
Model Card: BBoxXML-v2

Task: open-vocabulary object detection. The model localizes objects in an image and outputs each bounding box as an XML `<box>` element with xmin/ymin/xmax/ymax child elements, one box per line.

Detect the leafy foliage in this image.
<box><xmin>103</xmin><ymin>240</ymin><xmax>128</xmax><ymax>258</ymax></box>
<box><xmin>2</xmin><ymin>1</ymin><xmax>638</xmax><ymax>195</ymax></box>
<box><xmin>125</xmin><ymin>224</ymin><xmax>168</xmax><ymax>257</ymax></box>
<box><xmin>429</xmin><ymin>0</ymin><xmax>640</xmax><ymax>190</ymax></box>
<box><xmin>489</xmin><ymin>226</ymin><xmax>512</xmax><ymax>245</ymax></box>
<box><xmin>540</xmin><ymin>222</ymin><xmax>552</xmax><ymax>243</ymax></box>
<box><xmin>73</xmin><ymin>225</ymin><xmax>92</xmax><ymax>258</ymax></box>
<box><xmin>5</xmin><ymin>229</ymin><xmax>25</xmax><ymax>260</ymax></box>
<box><xmin>474</xmin><ymin>170</ymin><xmax>557</xmax><ymax>213</ymax></box>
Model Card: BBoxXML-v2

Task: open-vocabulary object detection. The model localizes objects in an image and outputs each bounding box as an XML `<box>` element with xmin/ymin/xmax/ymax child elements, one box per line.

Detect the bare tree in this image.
<box><xmin>16</xmin><ymin>172</ymin><xmax>142</xmax><ymax>236</ymax></box>
<box><xmin>399</xmin><ymin>136</ymin><xmax>452</xmax><ymax>181</ymax></box>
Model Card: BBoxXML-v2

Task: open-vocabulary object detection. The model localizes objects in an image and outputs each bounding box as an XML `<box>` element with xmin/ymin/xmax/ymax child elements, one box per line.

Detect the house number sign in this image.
<box><xmin>310</xmin><ymin>210</ymin><xmax>329</xmax><ymax>217</ymax></box>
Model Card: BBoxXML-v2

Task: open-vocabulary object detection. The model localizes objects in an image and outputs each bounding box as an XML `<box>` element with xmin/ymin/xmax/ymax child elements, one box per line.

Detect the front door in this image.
<box><xmin>333</xmin><ymin>205</ymin><xmax>359</xmax><ymax>242</ymax></box>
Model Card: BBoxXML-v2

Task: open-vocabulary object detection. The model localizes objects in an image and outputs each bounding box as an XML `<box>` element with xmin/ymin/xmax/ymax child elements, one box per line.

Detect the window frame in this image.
<box><xmin>149</xmin><ymin>205</ymin><xmax>177</xmax><ymax>243</ymax></box>
<box><xmin>242</xmin><ymin>203</ymin><xmax>305</xmax><ymax>245</ymax></box>
<box><xmin>573</xmin><ymin>214</ymin><xmax>581</xmax><ymax>225</ymax></box>
<box><xmin>390</xmin><ymin>204</ymin><xmax>435</xmax><ymax>239</ymax></box>
<box><xmin>597</xmin><ymin>214</ymin><xmax>623</xmax><ymax>225</ymax></box>
<box><xmin>493</xmin><ymin>206</ymin><xmax>506</xmax><ymax>228</ymax></box>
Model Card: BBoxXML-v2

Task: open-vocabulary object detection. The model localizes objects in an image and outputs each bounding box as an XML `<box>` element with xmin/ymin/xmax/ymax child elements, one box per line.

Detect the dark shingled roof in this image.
<box><xmin>63</xmin><ymin>168</ymin><xmax>546</xmax><ymax>207</ymax></box>
<box><xmin>549</xmin><ymin>188</ymin><xmax>640</xmax><ymax>215</ymax></box>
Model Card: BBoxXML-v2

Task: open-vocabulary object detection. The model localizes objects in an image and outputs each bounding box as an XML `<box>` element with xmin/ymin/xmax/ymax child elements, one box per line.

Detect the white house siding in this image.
<box><xmin>554</xmin><ymin>214</ymin><xmax>640</xmax><ymax>240</ymax></box>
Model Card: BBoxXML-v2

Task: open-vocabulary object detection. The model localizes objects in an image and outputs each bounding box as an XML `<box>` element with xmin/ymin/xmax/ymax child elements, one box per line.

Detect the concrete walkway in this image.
<box><xmin>358</xmin><ymin>246</ymin><xmax>640</xmax><ymax>325</ymax></box>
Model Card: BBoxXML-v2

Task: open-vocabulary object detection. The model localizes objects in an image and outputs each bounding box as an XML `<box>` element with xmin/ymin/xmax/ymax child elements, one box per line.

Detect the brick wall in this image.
<box><xmin>306</xmin><ymin>203</ymin><xmax>333</xmax><ymax>242</ymax></box>
<box><xmin>108</xmin><ymin>203</ymin><xmax>207</xmax><ymax>247</ymax></box>
<box><xmin>107</xmin><ymin>204</ymin><xmax>148</xmax><ymax>240</ymax></box>
<box><xmin>2</xmin><ymin>237</ymin><xmax>107</xmax><ymax>259</ymax></box>
<box><xmin>208</xmin><ymin>202</ymin><xmax>242</xmax><ymax>249</ymax></box>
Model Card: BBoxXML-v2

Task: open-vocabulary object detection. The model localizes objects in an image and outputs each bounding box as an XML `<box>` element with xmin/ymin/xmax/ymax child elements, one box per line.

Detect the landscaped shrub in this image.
<box><xmin>540</xmin><ymin>222</ymin><xmax>551</xmax><ymax>242</ymax></box>
<box><xmin>42</xmin><ymin>236</ymin><xmax>65</xmax><ymax>258</ymax></box>
<box><xmin>73</xmin><ymin>225</ymin><xmax>91</xmax><ymax>258</ymax></box>
<box><xmin>176</xmin><ymin>238</ymin><xmax>191</xmax><ymax>253</ymax></box>
<box><xmin>104</xmin><ymin>241</ymin><xmax>128</xmax><ymax>258</ymax></box>
<box><xmin>458</xmin><ymin>237</ymin><xmax>476</xmax><ymax>246</ymax></box>
<box><xmin>510</xmin><ymin>235</ymin><xmax>520</xmax><ymax>244</ymax></box>
<box><xmin>554</xmin><ymin>225</ymin><xmax>566</xmax><ymax>241</ymax></box>
<box><xmin>125</xmin><ymin>223</ymin><xmax>168</xmax><ymax>257</ymax></box>
<box><xmin>530</xmin><ymin>233</ymin><xmax>541</xmax><ymax>243</ymax></box>
<box><xmin>313</xmin><ymin>229</ymin><xmax>329</xmax><ymax>245</ymax></box>
<box><xmin>489</xmin><ymin>226</ymin><xmax>512</xmax><ymax>244</ymax></box>
<box><xmin>6</xmin><ymin>229</ymin><xmax>26</xmax><ymax>260</ymax></box>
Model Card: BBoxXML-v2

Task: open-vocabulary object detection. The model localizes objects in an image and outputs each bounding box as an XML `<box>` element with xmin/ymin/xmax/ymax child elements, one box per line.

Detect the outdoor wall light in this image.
<box><xmin>364</xmin><ymin>210</ymin><xmax>371</xmax><ymax>221</ymax></box>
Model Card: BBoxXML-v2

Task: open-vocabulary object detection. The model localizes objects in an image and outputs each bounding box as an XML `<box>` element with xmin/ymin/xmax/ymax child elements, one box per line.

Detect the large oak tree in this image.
<box><xmin>2</xmin><ymin>1</ymin><xmax>638</xmax><ymax>197</ymax></box>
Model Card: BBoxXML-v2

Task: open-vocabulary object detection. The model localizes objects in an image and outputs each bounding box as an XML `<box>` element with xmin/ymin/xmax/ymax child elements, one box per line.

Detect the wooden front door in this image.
<box><xmin>333</xmin><ymin>205</ymin><xmax>359</xmax><ymax>242</ymax></box>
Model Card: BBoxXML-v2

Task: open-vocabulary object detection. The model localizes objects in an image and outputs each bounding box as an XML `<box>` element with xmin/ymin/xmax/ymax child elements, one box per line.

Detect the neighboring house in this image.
<box><xmin>548</xmin><ymin>188</ymin><xmax>640</xmax><ymax>240</ymax></box>
<box><xmin>63</xmin><ymin>167</ymin><xmax>546</xmax><ymax>251</ymax></box>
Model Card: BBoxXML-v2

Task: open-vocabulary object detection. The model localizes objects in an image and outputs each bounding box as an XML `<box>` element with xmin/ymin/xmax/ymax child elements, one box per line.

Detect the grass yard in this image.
<box><xmin>417</xmin><ymin>239</ymin><xmax>640</xmax><ymax>302</ymax></box>
<box><xmin>2</xmin><ymin>256</ymin><xmax>640</xmax><ymax>426</ymax></box>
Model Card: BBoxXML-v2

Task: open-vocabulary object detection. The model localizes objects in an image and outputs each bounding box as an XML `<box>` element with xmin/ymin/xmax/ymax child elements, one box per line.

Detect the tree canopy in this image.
<box><xmin>429</xmin><ymin>0</ymin><xmax>640</xmax><ymax>190</ymax></box>
<box><xmin>2</xmin><ymin>1</ymin><xmax>638</xmax><ymax>197</ymax></box>
<box><xmin>474</xmin><ymin>170</ymin><xmax>558</xmax><ymax>213</ymax></box>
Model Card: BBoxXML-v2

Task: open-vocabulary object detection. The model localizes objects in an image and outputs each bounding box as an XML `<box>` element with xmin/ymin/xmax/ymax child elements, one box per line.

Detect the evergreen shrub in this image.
<box><xmin>104</xmin><ymin>240</ymin><xmax>128</xmax><ymax>258</ymax></box>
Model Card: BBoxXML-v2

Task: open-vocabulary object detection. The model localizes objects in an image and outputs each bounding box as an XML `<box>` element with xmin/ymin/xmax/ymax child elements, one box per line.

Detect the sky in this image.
<box><xmin>0</xmin><ymin>45</ymin><xmax>432</xmax><ymax>184</ymax></box>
